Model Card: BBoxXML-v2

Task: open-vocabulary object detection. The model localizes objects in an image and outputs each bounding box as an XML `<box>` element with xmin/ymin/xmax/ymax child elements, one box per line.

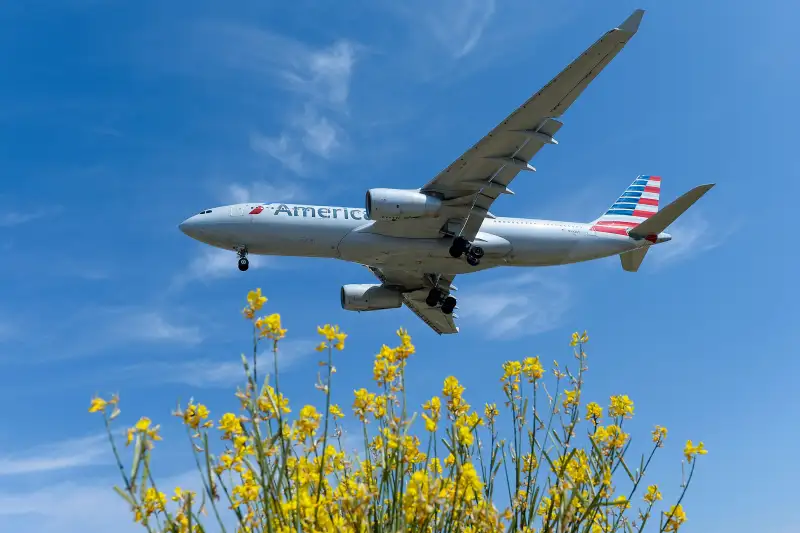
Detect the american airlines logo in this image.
<box><xmin>250</xmin><ymin>204</ymin><xmax>370</xmax><ymax>220</ymax></box>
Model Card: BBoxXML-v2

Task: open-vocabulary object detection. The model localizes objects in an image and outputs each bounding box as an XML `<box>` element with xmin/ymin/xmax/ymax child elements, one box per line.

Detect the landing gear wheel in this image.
<box><xmin>466</xmin><ymin>254</ymin><xmax>480</xmax><ymax>267</ymax></box>
<box><xmin>238</xmin><ymin>257</ymin><xmax>250</xmax><ymax>271</ymax></box>
<box><xmin>441</xmin><ymin>296</ymin><xmax>457</xmax><ymax>315</ymax></box>
<box><xmin>449</xmin><ymin>236</ymin><xmax>471</xmax><ymax>258</ymax></box>
<box><xmin>426</xmin><ymin>288</ymin><xmax>443</xmax><ymax>307</ymax></box>
<box><xmin>470</xmin><ymin>246</ymin><xmax>484</xmax><ymax>259</ymax></box>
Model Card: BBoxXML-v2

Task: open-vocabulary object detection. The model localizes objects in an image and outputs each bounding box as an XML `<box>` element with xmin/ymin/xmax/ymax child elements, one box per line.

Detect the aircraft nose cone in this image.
<box><xmin>179</xmin><ymin>216</ymin><xmax>203</xmax><ymax>239</ymax></box>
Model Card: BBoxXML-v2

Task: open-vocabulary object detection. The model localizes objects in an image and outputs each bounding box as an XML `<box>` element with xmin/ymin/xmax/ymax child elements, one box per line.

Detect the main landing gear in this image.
<box><xmin>426</xmin><ymin>287</ymin><xmax>457</xmax><ymax>315</ymax></box>
<box><xmin>448</xmin><ymin>236</ymin><xmax>484</xmax><ymax>266</ymax></box>
<box><xmin>236</xmin><ymin>247</ymin><xmax>249</xmax><ymax>272</ymax></box>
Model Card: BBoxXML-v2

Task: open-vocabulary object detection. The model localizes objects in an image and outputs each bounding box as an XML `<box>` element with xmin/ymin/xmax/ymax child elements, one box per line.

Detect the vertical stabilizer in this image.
<box><xmin>591</xmin><ymin>175</ymin><xmax>661</xmax><ymax>235</ymax></box>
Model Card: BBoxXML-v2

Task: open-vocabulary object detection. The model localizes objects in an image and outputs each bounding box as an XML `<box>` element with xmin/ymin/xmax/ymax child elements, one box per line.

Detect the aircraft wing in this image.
<box><xmin>367</xmin><ymin>267</ymin><xmax>459</xmax><ymax>335</ymax></box>
<box><xmin>399</xmin><ymin>9</ymin><xmax>645</xmax><ymax>241</ymax></box>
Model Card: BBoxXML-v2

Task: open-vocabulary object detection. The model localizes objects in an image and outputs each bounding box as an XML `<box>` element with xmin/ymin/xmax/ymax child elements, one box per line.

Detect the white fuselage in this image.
<box><xmin>179</xmin><ymin>202</ymin><xmax>670</xmax><ymax>275</ymax></box>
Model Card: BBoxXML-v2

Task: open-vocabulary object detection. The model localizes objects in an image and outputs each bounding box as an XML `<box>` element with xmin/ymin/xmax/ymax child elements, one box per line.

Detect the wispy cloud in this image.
<box><xmin>0</xmin><ymin>469</ymin><xmax>220</xmax><ymax>533</ymax></box>
<box><xmin>167</xmin><ymin>22</ymin><xmax>358</xmax><ymax>176</ymax></box>
<box><xmin>174</xmin><ymin>248</ymin><xmax>273</xmax><ymax>289</ymax></box>
<box><xmin>457</xmin><ymin>272</ymin><xmax>571</xmax><ymax>338</ymax></box>
<box><xmin>649</xmin><ymin>212</ymin><xmax>730</xmax><ymax>267</ymax></box>
<box><xmin>0</xmin><ymin>210</ymin><xmax>48</xmax><ymax>227</ymax></box>
<box><xmin>0</xmin><ymin>434</ymin><xmax>108</xmax><ymax>477</ymax></box>
<box><xmin>122</xmin><ymin>339</ymin><xmax>319</xmax><ymax>388</ymax></box>
<box><xmin>225</xmin><ymin>181</ymin><xmax>307</xmax><ymax>205</ymax></box>
<box><xmin>28</xmin><ymin>307</ymin><xmax>204</xmax><ymax>362</ymax></box>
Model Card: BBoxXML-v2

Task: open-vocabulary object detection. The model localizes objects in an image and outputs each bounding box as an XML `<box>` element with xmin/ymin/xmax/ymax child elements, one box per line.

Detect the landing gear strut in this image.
<box><xmin>426</xmin><ymin>287</ymin><xmax>457</xmax><ymax>315</ymax></box>
<box><xmin>449</xmin><ymin>236</ymin><xmax>484</xmax><ymax>266</ymax></box>
<box><xmin>236</xmin><ymin>247</ymin><xmax>249</xmax><ymax>272</ymax></box>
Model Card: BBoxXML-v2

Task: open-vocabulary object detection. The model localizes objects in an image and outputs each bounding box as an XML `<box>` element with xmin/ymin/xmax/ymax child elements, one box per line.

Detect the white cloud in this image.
<box><xmin>0</xmin><ymin>210</ymin><xmax>47</xmax><ymax>227</ymax></box>
<box><xmin>0</xmin><ymin>469</ymin><xmax>231</xmax><ymax>533</ymax></box>
<box><xmin>123</xmin><ymin>338</ymin><xmax>319</xmax><ymax>388</ymax></box>
<box><xmin>113</xmin><ymin>311</ymin><xmax>203</xmax><ymax>345</ymax></box>
<box><xmin>225</xmin><ymin>181</ymin><xmax>307</xmax><ymax>204</ymax></box>
<box><xmin>178</xmin><ymin>247</ymin><xmax>272</xmax><ymax>286</ymax></box>
<box><xmin>424</xmin><ymin>0</ymin><xmax>496</xmax><ymax>59</ymax></box>
<box><xmin>173</xmin><ymin>22</ymin><xmax>357</xmax><ymax>175</ymax></box>
<box><xmin>248</xmin><ymin>38</ymin><xmax>356</xmax><ymax>174</ymax></box>
<box><xmin>0</xmin><ymin>434</ymin><xmax>109</xmax><ymax>477</ymax></box>
<box><xmin>457</xmin><ymin>272</ymin><xmax>571</xmax><ymax>338</ymax></box>
<box><xmin>649</xmin><ymin>212</ymin><xmax>728</xmax><ymax>267</ymax></box>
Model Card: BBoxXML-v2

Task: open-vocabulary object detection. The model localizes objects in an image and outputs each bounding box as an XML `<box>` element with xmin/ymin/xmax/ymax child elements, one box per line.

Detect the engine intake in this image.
<box><xmin>341</xmin><ymin>284</ymin><xmax>403</xmax><ymax>311</ymax></box>
<box><xmin>365</xmin><ymin>188</ymin><xmax>442</xmax><ymax>221</ymax></box>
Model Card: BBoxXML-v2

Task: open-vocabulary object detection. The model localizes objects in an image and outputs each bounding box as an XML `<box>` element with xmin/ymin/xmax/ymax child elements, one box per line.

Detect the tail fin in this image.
<box><xmin>590</xmin><ymin>175</ymin><xmax>661</xmax><ymax>235</ymax></box>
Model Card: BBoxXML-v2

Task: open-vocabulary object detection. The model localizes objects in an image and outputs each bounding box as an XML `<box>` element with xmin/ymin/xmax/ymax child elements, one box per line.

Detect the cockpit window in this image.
<box><xmin>198</xmin><ymin>209</ymin><xmax>213</xmax><ymax>215</ymax></box>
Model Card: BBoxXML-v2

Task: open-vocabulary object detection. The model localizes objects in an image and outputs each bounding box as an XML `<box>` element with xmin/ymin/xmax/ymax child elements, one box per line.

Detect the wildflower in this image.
<box><xmin>608</xmin><ymin>394</ymin><xmax>635</xmax><ymax>418</ymax></box>
<box><xmin>181</xmin><ymin>400</ymin><xmax>211</xmax><ymax>430</ymax></box>
<box><xmin>315</xmin><ymin>341</ymin><xmax>327</xmax><ymax>352</ymax></box>
<box><xmin>255</xmin><ymin>313</ymin><xmax>286</xmax><ymax>340</ymax></box>
<box><xmin>684</xmin><ymin>440</ymin><xmax>708</xmax><ymax>463</ymax></box>
<box><xmin>484</xmin><ymin>403</ymin><xmax>499</xmax><ymax>424</ymax></box>
<box><xmin>570</xmin><ymin>330</ymin><xmax>589</xmax><ymax>346</ymax></box>
<box><xmin>330</xmin><ymin>404</ymin><xmax>344</xmax><ymax>419</ymax></box>
<box><xmin>247</xmin><ymin>288</ymin><xmax>267</xmax><ymax>311</ymax></box>
<box><xmin>317</xmin><ymin>324</ymin><xmax>347</xmax><ymax>350</ymax></box>
<box><xmin>442</xmin><ymin>376</ymin><xmax>469</xmax><ymax>416</ymax></box>
<box><xmin>218</xmin><ymin>413</ymin><xmax>243</xmax><ymax>439</ymax></box>
<box><xmin>652</xmin><ymin>425</ymin><xmax>668</xmax><ymax>446</ymax></box>
<box><xmin>585</xmin><ymin>401</ymin><xmax>602</xmax><ymax>423</ymax></box>
<box><xmin>88</xmin><ymin>396</ymin><xmax>107</xmax><ymax>413</ymax></box>
<box><xmin>395</xmin><ymin>328</ymin><xmax>415</xmax><ymax>359</ymax></box>
<box><xmin>295</xmin><ymin>405</ymin><xmax>322</xmax><ymax>441</ymax></box>
<box><xmin>126</xmin><ymin>417</ymin><xmax>162</xmax><ymax>447</ymax></box>
<box><xmin>353</xmin><ymin>389</ymin><xmax>376</xmax><ymax>422</ymax></box>
<box><xmin>643</xmin><ymin>484</ymin><xmax>662</xmax><ymax>504</ymax></box>
<box><xmin>663</xmin><ymin>504</ymin><xmax>687</xmax><ymax>532</ymax></box>
<box><xmin>522</xmin><ymin>356</ymin><xmax>544</xmax><ymax>381</ymax></box>
<box><xmin>562</xmin><ymin>388</ymin><xmax>579</xmax><ymax>410</ymax></box>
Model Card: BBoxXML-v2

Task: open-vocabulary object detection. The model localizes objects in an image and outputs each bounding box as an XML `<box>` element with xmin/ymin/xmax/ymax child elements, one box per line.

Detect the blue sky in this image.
<box><xmin>0</xmin><ymin>0</ymin><xmax>797</xmax><ymax>531</ymax></box>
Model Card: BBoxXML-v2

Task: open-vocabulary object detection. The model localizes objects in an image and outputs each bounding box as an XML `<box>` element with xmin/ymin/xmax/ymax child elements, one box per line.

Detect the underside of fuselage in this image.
<box><xmin>181</xmin><ymin>208</ymin><xmax>643</xmax><ymax>275</ymax></box>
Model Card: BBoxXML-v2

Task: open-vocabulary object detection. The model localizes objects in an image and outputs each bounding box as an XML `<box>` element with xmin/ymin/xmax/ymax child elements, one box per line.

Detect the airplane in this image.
<box><xmin>178</xmin><ymin>8</ymin><xmax>715</xmax><ymax>335</ymax></box>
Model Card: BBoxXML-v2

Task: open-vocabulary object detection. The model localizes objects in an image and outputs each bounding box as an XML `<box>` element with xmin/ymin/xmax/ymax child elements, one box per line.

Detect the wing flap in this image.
<box><xmin>367</xmin><ymin>267</ymin><xmax>459</xmax><ymax>335</ymax></box>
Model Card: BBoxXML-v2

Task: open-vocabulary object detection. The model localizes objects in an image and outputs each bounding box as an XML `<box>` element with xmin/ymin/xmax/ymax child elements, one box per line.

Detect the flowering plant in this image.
<box><xmin>89</xmin><ymin>288</ymin><xmax>706</xmax><ymax>532</ymax></box>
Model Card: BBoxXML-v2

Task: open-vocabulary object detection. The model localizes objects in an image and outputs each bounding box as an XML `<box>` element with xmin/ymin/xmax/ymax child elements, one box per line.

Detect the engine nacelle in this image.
<box><xmin>365</xmin><ymin>188</ymin><xmax>442</xmax><ymax>221</ymax></box>
<box><xmin>340</xmin><ymin>284</ymin><xmax>403</xmax><ymax>311</ymax></box>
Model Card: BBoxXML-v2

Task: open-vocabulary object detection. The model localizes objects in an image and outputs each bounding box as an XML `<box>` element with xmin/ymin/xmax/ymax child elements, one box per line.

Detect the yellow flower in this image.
<box><xmin>457</xmin><ymin>424</ymin><xmax>473</xmax><ymax>446</ymax></box>
<box><xmin>353</xmin><ymin>388</ymin><xmax>376</xmax><ymax>421</ymax></box>
<box><xmin>295</xmin><ymin>405</ymin><xmax>322</xmax><ymax>441</ymax></box>
<box><xmin>484</xmin><ymin>403</ymin><xmax>499</xmax><ymax>423</ymax></box>
<box><xmin>570</xmin><ymin>330</ymin><xmax>589</xmax><ymax>346</ymax></box>
<box><xmin>88</xmin><ymin>396</ymin><xmax>107</xmax><ymax>413</ymax></box>
<box><xmin>315</xmin><ymin>342</ymin><xmax>327</xmax><ymax>352</ymax></box>
<box><xmin>522</xmin><ymin>356</ymin><xmax>544</xmax><ymax>381</ymax></box>
<box><xmin>255</xmin><ymin>313</ymin><xmax>287</xmax><ymax>340</ymax></box>
<box><xmin>608</xmin><ymin>394</ymin><xmax>635</xmax><ymax>418</ymax></box>
<box><xmin>181</xmin><ymin>401</ymin><xmax>211</xmax><ymax>430</ymax></box>
<box><xmin>684</xmin><ymin>440</ymin><xmax>708</xmax><ymax>463</ymax></box>
<box><xmin>126</xmin><ymin>417</ymin><xmax>162</xmax><ymax>447</ymax></box>
<box><xmin>585</xmin><ymin>402</ymin><xmax>602</xmax><ymax>422</ymax></box>
<box><xmin>330</xmin><ymin>404</ymin><xmax>344</xmax><ymax>419</ymax></box>
<box><xmin>652</xmin><ymin>425</ymin><xmax>668</xmax><ymax>446</ymax></box>
<box><xmin>218</xmin><ymin>413</ymin><xmax>243</xmax><ymax>439</ymax></box>
<box><xmin>644</xmin><ymin>484</ymin><xmax>662</xmax><ymax>504</ymax></box>
<box><xmin>562</xmin><ymin>389</ymin><xmax>579</xmax><ymax>410</ymax></box>
<box><xmin>663</xmin><ymin>504</ymin><xmax>687</xmax><ymax>532</ymax></box>
<box><xmin>246</xmin><ymin>288</ymin><xmax>267</xmax><ymax>312</ymax></box>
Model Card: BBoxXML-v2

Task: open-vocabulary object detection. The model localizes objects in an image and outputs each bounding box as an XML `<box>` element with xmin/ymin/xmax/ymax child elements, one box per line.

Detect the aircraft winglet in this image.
<box><xmin>618</xmin><ymin>9</ymin><xmax>645</xmax><ymax>34</ymax></box>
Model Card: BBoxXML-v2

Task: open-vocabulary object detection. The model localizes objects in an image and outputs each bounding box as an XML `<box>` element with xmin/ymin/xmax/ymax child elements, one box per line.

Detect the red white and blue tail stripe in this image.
<box><xmin>591</xmin><ymin>175</ymin><xmax>661</xmax><ymax>236</ymax></box>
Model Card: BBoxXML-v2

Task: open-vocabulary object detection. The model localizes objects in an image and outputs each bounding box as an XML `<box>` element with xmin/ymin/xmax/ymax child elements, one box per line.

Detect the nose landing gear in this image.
<box><xmin>236</xmin><ymin>247</ymin><xmax>249</xmax><ymax>271</ymax></box>
<box><xmin>449</xmin><ymin>236</ymin><xmax>484</xmax><ymax>267</ymax></box>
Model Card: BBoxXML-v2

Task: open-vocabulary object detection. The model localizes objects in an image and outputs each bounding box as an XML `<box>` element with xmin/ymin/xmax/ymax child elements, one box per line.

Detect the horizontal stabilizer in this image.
<box><xmin>630</xmin><ymin>184</ymin><xmax>715</xmax><ymax>238</ymax></box>
<box><xmin>620</xmin><ymin>247</ymin><xmax>649</xmax><ymax>272</ymax></box>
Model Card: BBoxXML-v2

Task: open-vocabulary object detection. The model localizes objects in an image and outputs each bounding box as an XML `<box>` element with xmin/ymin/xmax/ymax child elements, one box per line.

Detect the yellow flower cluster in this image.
<box><xmin>89</xmin><ymin>292</ymin><xmax>707</xmax><ymax>533</ymax></box>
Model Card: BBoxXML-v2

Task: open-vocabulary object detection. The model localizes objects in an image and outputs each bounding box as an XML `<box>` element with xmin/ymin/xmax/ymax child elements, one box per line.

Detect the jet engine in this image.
<box><xmin>341</xmin><ymin>284</ymin><xmax>403</xmax><ymax>311</ymax></box>
<box><xmin>365</xmin><ymin>188</ymin><xmax>442</xmax><ymax>221</ymax></box>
